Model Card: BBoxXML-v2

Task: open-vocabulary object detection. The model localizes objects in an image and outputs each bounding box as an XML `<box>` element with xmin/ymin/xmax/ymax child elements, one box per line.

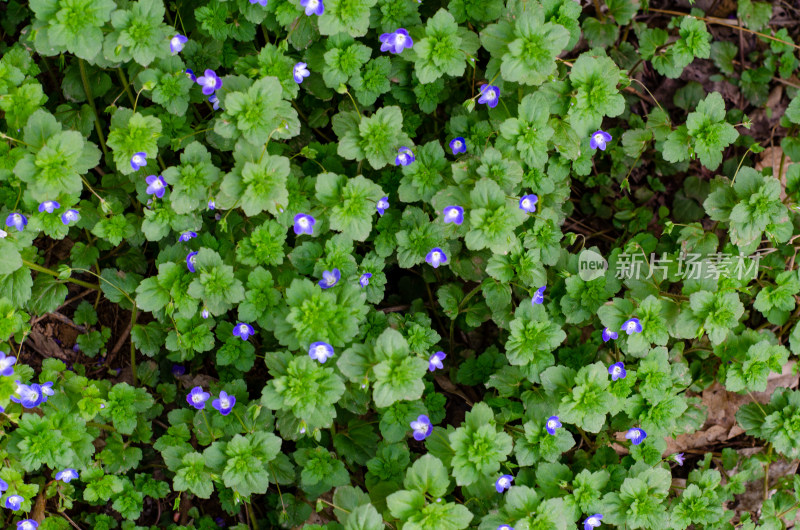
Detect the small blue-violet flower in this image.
<box><xmin>186</xmin><ymin>69</ymin><xmax>196</xmax><ymax>82</ymax></box>
<box><xmin>55</xmin><ymin>469</ymin><xmax>79</xmax><ymax>483</ymax></box>
<box><xmin>197</xmin><ymin>69</ymin><xmax>223</xmax><ymax>95</ymax></box>
<box><xmin>209</xmin><ymin>94</ymin><xmax>220</xmax><ymax>110</ymax></box>
<box><xmin>186</xmin><ymin>251</ymin><xmax>198</xmax><ymax>272</ymax></box>
<box><xmin>6</xmin><ymin>213</ymin><xmax>27</xmax><ymax>232</ymax></box>
<box><xmin>212</xmin><ymin>391</ymin><xmax>236</xmax><ymax>416</ymax></box>
<box><xmin>532</xmin><ymin>286</ymin><xmax>546</xmax><ymax>305</ymax></box>
<box><xmin>602</xmin><ymin>327</ymin><xmax>618</xmax><ymax>342</ymax></box>
<box><xmin>609</xmin><ymin>362</ymin><xmax>626</xmax><ymax>381</ymax></box>
<box><xmin>145</xmin><ymin>175</ymin><xmax>167</xmax><ymax>198</ymax></box>
<box><xmin>233</xmin><ymin>323</ymin><xmax>255</xmax><ymax>341</ymax></box>
<box><xmin>5</xmin><ymin>494</ymin><xmax>23</xmax><ymax>510</ymax></box>
<box><xmin>179</xmin><ymin>231</ymin><xmax>197</xmax><ymax>242</ymax></box>
<box><xmin>590</xmin><ymin>130</ymin><xmax>612</xmax><ymax>151</ymax></box>
<box><xmin>519</xmin><ymin>194</ymin><xmax>538</xmax><ymax>213</ymax></box>
<box><xmin>319</xmin><ymin>268</ymin><xmax>340</xmax><ymax>289</ymax></box>
<box><xmin>626</xmin><ymin>427</ymin><xmax>647</xmax><ymax>445</ymax></box>
<box><xmin>621</xmin><ymin>317</ymin><xmax>643</xmax><ymax>335</ymax></box>
<box><xmin>309</xmin><ymin>341</ymin><xmax>335</xmax><ymax>363</ymax></box>
<box><xmin>18</xmin><ymin>520</ymin><xmax>38</xmax><ymax>530</ymax></box>
<box><xmin>0</xmin><ymin>478</ymin><xmax>7</xmax><ymax>491</ymax></box>
<box><xmin>428</xmin><ymin>351</ymin><xmax>446</xmax><ymax>372</ymax></box>
<box><xmin>300</xmin><ymin>0</ymin><xmax>324</xmax><ymax>15</ymax></box>
<box><xmin>497</xmin><ymin>526</ymin><xmax>514</xmax><ymax>530</ymax></box>
<box><xmin>38</xmin><ymin>201</ymin><xmax>60</xmax><ymax>213</ymax></box>
<box><xmin>443</xmin><ymin>205</ymin><xmax>464</xmax><ymax>225</ymax></box>
<box><xmin>584</xmin><ymin>514</ymin><xmax>603</xmax><ymax>530</ymax></box>
<box><xmin>293</xmin><ymin>213</ymin><xmax>315</xmax><ymax>235</ymax></box>
<box><xmin>478</xmin><ymin>84</ymin><xmax>500</xmax><ymax>108</ymax></box>
<box><xmin>186</xmin><ymin>386</ymin><xmax>211</xmax><ymax>410</ymax></box>
<box><xmin>425</xmin><ymin>247</ymin><xmax>448</xmax><ymax>268</ymax></box>
<box><xmin>395</xmin><ymin>146</ymin><xmax>415</xmax><ymax>166</ymax></box>
<box><xmin>172</xmin><ymin>364</ymin><xmax>186</xmax><ymax>377</ymax></box>
<box><xmin>495</xmin><ymin>474</ymin><xmax>513</xmax><ymax>493</ymax></box>
<box><xmin>11</xmin><ymin>382</ymin><xmax>43</xmax><ymax>408</ymax></box>
<box><xmin>410</xmin><ymin>414</ymin><xmax>432</xmax><ymax>441</ymax></box>
<box><xmin>376</xmin><ymin>196</ymin><xmax>389</xmax><ymax>216</ymax></box>
<box><xmin>0</xmin><ymin>351</ymin><xmax>16</xmax><ymax>376</ymax></box>
<box><xmin>0</xmin><ymin>229</ymin><xmax>6</xmax><ymax>238</ymax></box>
<box><xmin>380</xmin><ymin>28</ymin><xmax>413</xmax><ymax>54</ymax></box>
<box><xmin>170</xmin><ymin>34</ymin><xmax>188</xmax><ymax>54</ymax></box>
<box><xmin>130</xmin><ymin>152</ymin><xmax>147</xmax><ymax>171</ymax></box>
<box><xmin>208</xmin><ymin>199</ymin><xmax>216</xmax><ymax>210</ymax></box>
<box><xmin>250</xmin><ymin>0</ymin><xmax>268</xmax><ymax>5</ymax></box>
<box><xmin>545</xmin><ymin>415</ymin><xmax>562</xmax><ymax>435</ymax></box>
<box><xmin>359</xmin><ymin>273</ymin><xmax>372</xmax><ymax>287</ymax></box>
<box><xmin>293</xmin><ymin>62</ymin><xmax>310</xmax><ymax>84</ymax></box>
<box><xmin>40</xmin><ymin>382</ymin><xmax>54</xmax><ymax>402</ymax></box>
<box><xmin>61</xmin><ymin>209</ymin><xmax>79</xmax><ymax>225</ymax></box>
<box><xmin>449</xmin><ymin>137</ymin><xmax>466</xmax><ymax>155</ymax></box>
<box><xmin>673</xmin><ymin>453</ymin><xmax>685</xmax><ymax>466</ymax></box>
<box><xmin>201</xmin><ymin>308</ymin><xmax>210</xmax><ymax>319</ymax></box>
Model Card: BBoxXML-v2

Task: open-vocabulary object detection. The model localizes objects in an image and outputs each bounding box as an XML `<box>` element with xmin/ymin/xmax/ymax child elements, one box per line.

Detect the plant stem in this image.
<box><xmin>79</xmin><ymin>59</ymin><xmax>109</xmax><ymax>159</ymax></box>
<box><xmin>130</xmin><ymin>304</ymin><xmax>138</xmax><ymax>386</ymax></box>
<box><xmin>117</xmin><ymin>67</ymin><xmax>136</xmax><ymax>107</ymax></box>
<box><xmin>22</xmin><ymin>260</ymin><xmax>100</xmax><ymax>290</ymax></box>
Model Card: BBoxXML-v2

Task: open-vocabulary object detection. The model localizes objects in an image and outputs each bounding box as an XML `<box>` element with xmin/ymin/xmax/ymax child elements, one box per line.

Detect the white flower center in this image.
<box><xmin>0</xmin><ymin>358</ymin><xmax>11</xmax><ymax>369</ymax></box>
<box><xmin>192</xmin><ymin>394</ymin><xmax>202</xmax><ymax>403</ymax></box>
<box><xmin>594</xmin><ymin>133</ymin><xmax>604</xmax><ymax>144</ymax></box>
<box><xmin>298</xmin><ymin>217</ymin><xmax>308</xmax><ymax>227</ymax></box>
<box><xmin>152</xmin><ymin>179</ymin><xmax>163</xmax><ymax>189</ymax></box>
<box><xmin>613</xmin><ymin>366</ymin><xmax>621</xmax><ymax>374</ymax></box>
<box><xmin>315</xmin><ymin>345</ymin><xmax>327</xmax><ymax>357</ymax></box>
<box><xmin>307</xmin><ymin>0</ymin><xmax>318</xmax><ymax>7</ymax></box>
<box><xmin>454</xmin><ymin>141</ymin><xmax>461</xmax><ymax>148</ymax></box>
<box><xmin>171</xmin><ymin>37</ymin><xmax>180</xmax><ymax>47</ymax></box>
<box><xmin>395</xmin><ymin>33</ymin><xmax>406</xmax><ymax>46</ymax></box>
<box><xmin>499</xmin><ymin>478</ymin><xmax>508</xmax><ymax>487</ymax></box>
<box><xmin>448</xmin><ymin>209</ymin><xmax>458</xmax><ymax>218</ymax></box>
<box><xmin>547</xmin><ymin>420</ymin><xmax>557</xmax><ymax>429</ymax></box>
<box><xmin>220</xmin><ymin>397</ymin><xmax>230</xmax><ymax>408</ymax></box>
<box><xmin>239</xmin><ymin>324</ymin><xmax>249</xmax><ymax>334</ymax></box>
<box><xmin>588</xmin><ymin>517</ymin><xmax>599</xmax><ymax>525</ymax></box>
<box><xmin>413</xmin><ymin>421</ymin><xmax>427</xmax><ymax>433</ymax></box>
<box><xmin>522</xmin><ymin>199</ymin><xmax>530</xmax><ymax>209</ymax></box>
<box><xmin>485</xmin><ymin>89</ymin><xmax>496</xmax><ymax>101</ymax></box>
<box><xmin>431</xmin><ymin>252</ymin><xmax>440</xmax><ymax>261</ymax></box>
<box><xmin>0</xmin><ymin>229</ymin><xmax>6</xmax><ymax>238</ymax></box>
<box><xmin>205</xmin><ymin>77</ymin><xmax>216</xmax><ymax>87</ymax></box>
<box><xmin>13</xmin><ymin>214</ymin><xmax>21</xmax><ymax>223</ymax></box>
<box><xmin>134</xmin><ymin>155</ymin><xmax>143</xmax><ymax>164</ymax></box>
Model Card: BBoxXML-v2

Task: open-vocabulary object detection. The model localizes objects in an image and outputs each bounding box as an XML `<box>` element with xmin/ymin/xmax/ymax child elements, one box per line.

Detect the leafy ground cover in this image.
<box><xmin>3</xmin><ymin>0</ymin><xmax>800</xmax><ymax>528</ymax></box>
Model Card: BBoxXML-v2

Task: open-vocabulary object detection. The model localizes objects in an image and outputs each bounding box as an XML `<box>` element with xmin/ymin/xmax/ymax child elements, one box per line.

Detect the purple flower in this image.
<box><xmin>609</xmin><ymin>362</ymin><xmax>626</xmax><ymax>381</ymax></box>
<box><xmin>584</xmin><ymin>514</ymin><xmax>603</xmax><ymax>530</ymax></box>
<box><xmin>425</xmin><ymin>247</ymin><xmax>448</xmax><ymax>268</ymax></box>
<box><xmin>172</xmin><ymin>364</ymin><xmax>186</xmax><ymax>377</ymax></box>
<box><xmin>0</xmin><ymin>478</ymin><xmax>8</xmax><ymax>491</ymax></box>
<box><xmin>359</xmin><ymin>273</ymin><xmax>372</xmax><ymax>287</ymax></box>
<box><xmin>319</xmin><ymin>268</ymin><xmax>341</xmax><ymax>289</ymax></box>
<box><xmin>443</xmin><ymin>205</ymin><xmax>464</xmax><ymax>225</ymax></box>
<box><xmin>519</xmin><ymin>194</ymin><xmax>538</xmax><ymax>213</ymax></box>
<box><xmin>233</xmin><ymin>323</ymin><xmax>255</xmax><ymax>341</ymax></box>
<box><xmin>449</xmin><ymin>137</ymin><xmax>466</xmax><ymax>155</ymax></box>
<box><xmin>0</xmin><ymin>229</ymin><xmax>6</xmax><ymax>238</ymax></box>
<box><xmin>5</xmin><ymin>494</ymin><xmax>23</xmax><ymax>510</ymax></box>
<box><xmin>250</xmin><ymin>0</ymin><xmax>268</xmax><ymax>5</ymax></box>
<box><xmin>0</xmin><ymin>351</ymin><xmax>16</xmax><ymax>377</ymax></box>
<box><xmin>186</xmin><ymin>69</ymin><xmax>196</xmax><ymax>82</ymax></box>
<box><xmin>380</xmin><ymin>29</ymin><xmax>413</xmax><ymax>54</ymax></box>
<box><xmin>179</xmin><ymin>231</ymin><xmax>197</xmax><ymax>242</ymax></box>
<box><xmin>6</xmin><ymin>213</ymin><xmax>27</xmax><ymax>232</ymax></box>
<box><xmin>38</xmin><ymin>201</ymin><xmax>60</xmax><ymax>213</ymax></box>
<box><xmin>10</xmin><ymin>382</ymin><xmax>43</xmax><ymax>408</ymax></box>
<box><xmin>545</xmin><ymin>415</ymin><xmax>562</xmax><ymax>435</ymax></box>
<box><xmin>209</xmin><ymin>94</ymin><xmax>220</xmax><ymax>110</ymax></box>
<box><xmin>145</xmin><ymin>175</ymin><xmax>167</xmax><ymax>198</ymax></box>
<box><xmin>625</xmin><ymin>427</ymin><xmax>647</xmax><ymax>445</ymax></box>
<box><xmin>55</xmin><ymin>469</ymin><xmax>79</xmax><ymax>483</ymax></box>
<box><xmin>410</xmin><ymin>414</ymin><xmax>433</xmax><ymax>441</ymax></box>
<box><xmin>673</xmin><ymin>453</ymin><xmax>685</xmax><ymax>466</ymax></box>
<box><xmin>293</xmin><ymin>62</ymin><xmax>310</xmax><ymax>83</ymax></box>
<box><xmin>531</xmin><ymin>285</ymin><xmax>546</xmax><ymax>305</ymax></box>
<box><xmin>201</xmin><ymin>308</ymin><xmax>210</xmax><ymax>319</ymax></box>
<box><xmin>590</xmin><ymin>130</ymin><xmax>612</xmax><ymax>151</ymax></box>
<box><xmin>495</xmin><ymin>474</ymin><xmax>513</xmax><ymax>493</ymax></box>
<box><xmin>197</xmin><ymin>69</ymin><xmax>222</xmax><ymax>95</ymax></box>
<box><xmin>428</xmin><ymin>351</ymin><xmax>446</xmax><ymax>372</ymax></box>
<box><xmin>170</xmin><ymin>34</ymin><xmax>188</xmax><ymax>54</ymax></box>
<box><xmin>395</xmin><ymin>146</ymin><xmax>415</xmax><ymax>166</ymax></box>
<box><xmin>130</xmin><ymin>152</ymin><xmax>147</xmax><ymax>171</ymax></box>
<box><xmin>376</xmin><ymin>196</ymin><xmax>389</xmax><ymax>216</ymax></box>
<box><xmin>300</xmin><ymin>0</ymin><xmax>324</xmax><ymax>15</ymax></box>
<box><xmin>602</xmin><ymin>327</ymin><xmax>618</xmax><ymax>342</ymax></box>
<box><xmin>41</xmin><ymin>382</ymin><xmax>54</xmax><ymax>402</ymax></box>
<box><xmin>212</xmin><ymin>391</ymin><xmax>236</xmax><ymax>415</ymax></box>
<box><xmin>621</xmin><ymin>317</ymin><xmax>643</xmax><ymax>335</ymax></box>
<box><xmin>186</xmin><ymin>386</ymin><xmax>211</xmax><ymax>410</ymax></box>
<box><xmin>208</xmin><ymin>199</ymin><xmax>216</xmax><ymax>210</ymax></box>
<box><xmin>61</xmin><ymin>209</ymin><xmax>79</xmax><ymax>225</ymax></box>
<box><xmin>293</xmin><ymin>213</ymin><xmax>315</xmax><ymax>235</ymax></box>
<box><xmin>18</xmin><ymin>520</ymin><xmax>38</xmax><ymax>530</ymax></box>
<box><xmin>478</xmin><ymin>84</ymin><xmax>500</xmax><ymax>108</ymax></box>
<box><xmin>498</xmin><ymin>526</ymin><xmax>514</xmax><ymax>530</ymax></box>
<box><xmin>186</xmin><ymin>251</ymin><xmax>198</xmax><ymax>272</ymax></box>
<box><xmin>309</xmin><ymin>341</ymin><xmax>335</xmax><ymax>363</ymax></box>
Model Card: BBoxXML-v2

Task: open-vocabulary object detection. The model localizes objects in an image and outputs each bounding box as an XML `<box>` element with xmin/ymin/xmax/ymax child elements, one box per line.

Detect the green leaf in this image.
<box><xmin>449</xmin><ymin>402</ymin><xmax>513</xmax><ymax>486</ymax></box>
<box><xmin>334</xmin><ymin>106</ymin><xmax>413</xmax><ymax>169</ymax></box>
<box><xmin>372</xmin><ymin>329</ymin><xmax>428</xmax><ymax>407</ymax></box>
<box><xmin>725</xmin><ymin>340</ymin><xmax>789</xmax><ymax>393</ymax></box>
<box><xmin>318</xmin><ymin>0</ymin><xmax>378</xmax><ymax>36</ymax></box>
<box><xmin>105</xmin><ymin>0</ymin><xmax>172</xmax><ymax>66</ymax></box>
<box><xmin>558</xmin><ymin>362</ymin><xmax>614</xmax><ymax>433</ymax></box>
<box><xmin>568</xmin><ymin>54</ymin><xmax>625</xmax><ymax>136</ymax></box>
<box><xmin>106</xmin><ymin>109</ymin><xmax>162</xmax><ymax>176</ymax></box>
<box><xmin>204</xmin><ymin>432</ymin><xmax>281</xmax><ymax>497</ymax></box>
<box><xmin>316</xmin><ymin>173</ymin><xmax>385</xmax><ymax>241</ymax></box>
<box><xmin>414</xmin><ymin>9</ymin><xmax>479</xmax><ymax>84</ymax></box>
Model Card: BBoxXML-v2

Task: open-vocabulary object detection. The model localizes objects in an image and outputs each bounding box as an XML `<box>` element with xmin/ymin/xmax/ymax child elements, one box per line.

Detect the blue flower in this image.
<box><xmin>201</xmin><ymin>308</ymin><xmax>210</xmax><ymax>319</ymax></box>
<box><xmin>293</xmin><ymin>62</ymin><xmax>310</xmax><ymax>83</ymax></box>
<box><xmin>41</xmin><ymin>381</ymin><xmax>54</xmax><ymax>402</ymax></box>
<box><xmin>170</xmin><ymin>34</ymin><xmax>188</xmax><ymax>54</ymax></box>
<box><xmin>621</xmin><ymin>317</ymin><xmax>643</xmax><ymax>334</ymax></box>
<box><xmin>602</xmin><ymin>327</ymin><xmax>618</xmax><ymax>342</ymax></box>
<box><xmin>0</xmin><ymin>229</ymin><xmax>6</xmax><ymax>238</ymax></box>
<box><xmin>172</xmin><ymin>364</ymin><xmax>186</xmax><ymax>377</ymax></box>
<box><xmin>60</xmin><ymin>209</ymin><xmax>79</xmax><ymax>226</ymax></box>
<box><xmin>0</xmin><ymin>351</ymin><xmax>16</xmax><ymax>377</ymax></box>
<box><xmin>17</xmin><ymin>520</ymin><xmax>38</xmax><ymax>530</ymax></box>
<box><xmin>478</xmin><ymin>84</ymin><xmax>500</xmax><ymax>108</ymax></box>
<box><xmin>590</xmin><ymin>130</ymin><xmax>612</xmax><ymax>151</ymax></box>
<box><xmin>0</xmin><ymin>478</ymin><xmax>7</xmax><ymax>492</ymax></box>
<box><xmin>130</xmin><ymin>151</ymin><xmax>147</xmax><ymax>171</ymax></box>
<box><xmin>425</xmin><ymin>247</ymin><xmax>448</xmax><ymax>268</ymax></box>
<box><xmin>359</xmin><ymin>273</ymin><xmax>372</xmax><ymax>287</ymax></box>
<box><xmin>519</xmin><ymin>194</ymin><xmax>538</xmax><ymax>213</ymax></box>
<box><xmin>673</xmin><ymin>453</ymin><xmax>685</xmax><ymax>466</ymax></box>
<box><xmin>443</xmin><ymin>205</ymin><xmax>464</xmax><ymax>225</ymax></box>
<box><xmin>38</xmin><ymin>201</ymin><xmax>60</xmax><ymax>213</ymax></box>
<box><xmin>449</xmin><ymin>137</ymin><xmax>466</xmax><ymax>155</ymax></box>
<box><xmin>319</xmin><ymin>268</ymin><xmax>341</xmax><ymax>289</ymax></box>
<box><xmin>309</xmin><ymin>341</ymin><xmax>335</xmax><ymax>363</ymax></box>
<box><xmin>145</xmin><ymin>175</ymin><xmax>167</xmax><ymax>198</ymax></box>
<box><xmin>186</xmin><ymin>251</ymin><xmax>198</xmax><ymax>272</ymax></box>
<box><xmin>300</xmin><ymin>0</ymin><xmax>324</xmax><ymax>15</ymax></box>
<box><xmin>233</xmin><ymin>323</ymin><xmax>255</xmax><ymax>341</ymax></box>
<box><xmin>293</xmin><ymin>213</ymin><xmax>315</xmax><ymax>235</ymax></box>
<box><xmin>428</xmin><ymin>351</ymin><xmax>446</xmax><ymax>372</ymax></box>
<box><xmin>498</xmin><ymin>526</ymin><xmax>514</xmax><ymax>530</ymax></box>
<box><xmin>608</xmin><ymin>362</ymin><xmax>626</xmax><ymax>381</ymax></box>
<box><xmin>584</xmin><ymin>514</ymin><xmax>603</xmax><ymax>530</ymax></box>
<box><xmin>545</xmin><ymin>415</ymin><xmax>562</xmax><ymax>435</ymax></box>
<box><xmin>10</xmin><ymin>381</ymin><xmax>44</xmax><ymax>408</ymax></box>
<box><xmin>625</xmin><ymin>427</ymin><xmax>647</xmax><ymax>445</ymax></box>
<box><xmin>209</xmin><ymin>94</ymin><xmax>220</xmax><ymax>110</ymax></box>
<box><xmin>179</xmin><ymin>231</ymin><xmax>197</xmax><ymax>242</ymax></box>
<box><xmin>212</xmin><ymin>391</ymin><xmax>236</xmax><ymax>415</ymax></box>
<box><xmin>186</xmin><ymin>69</ymin><xmax>196</xmax><ymax>82</ymax></box>
<box><xmin>186</xmin><ymin>386</ymin><xmax>211</xmax><ymax>410</ymax></box>
<box><xmin>379</xmin><ymin>28</ymin><xmax>413</xmax><ymax>54</ymax></box>
<box><xmin>395</xmin><ymin>146</ymin><xmax>415</xmax><ymax>166</ymax></box>
<box><xmin>208</xmin><ymin>199</ymin><xmax>216</xmax><ymax>210</ymax></box>
<box><xmin>55</xmin><ymin>469</ymin><xmax>79</xmax><ymax>483</ymax></box>
<box><xmin>376</xmin><ymin>196</ymin><xmax>390</xmax><ymax>216</ymax></box>
<box><xmin>495</xmin><ymin>474</ymin><xmax>513</xmax><ymax>493</ymax></box>
<box><xmin>5</xmin><ymin>494</ymin><xmax>23</xmax><ymax>510</ymax></box>
<box><xmin>6</xmin><ymin>213</ymin><xmax>27</xmax><ymax>232</ymax></box>
<box><xmin>197</xmin><ymin>69</ymin><xmax>223</xmax><ymax>95</ymax></box>
<box><xmin>531</xmin><ymin>286</ymin><xmax>546</xmax><ymax>305</ymax></box>
<box><xmin>249</xmin><ymin>0</ymin><xmax>268</xmax><ymax>5</ymax></box>
<box><xmin>410</xmin><ymin>414</ymin><xmax>432</xmax><ymax>441</ymax></box>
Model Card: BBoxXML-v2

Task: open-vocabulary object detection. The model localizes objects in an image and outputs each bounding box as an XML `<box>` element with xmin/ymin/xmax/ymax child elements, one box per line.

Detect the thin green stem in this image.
<box><xmin>78</xmin><ymin>59</ymin><xmax>109</xmax><ymax>159</ymax></box>
<box><xmin>201</xmin><ymin>409</ymin><xmax>217</xmax><ymax>442</ymax></box>
<box><xmin>130</xmin><ymin>304</ymin><xmax>138</xmax><ymax>386</ymax></box>
<box><xmin>117</xmin><ymin>68</ymin><xmax>136</xmax><ymax>107</ymax></box>
<box><xmin>232</xmin><ymin>409</ymin><xmax>250</xmax><ymax>432</ymax></box>
<box><xmin>22</xmin><ymin>260</ymin><xmax>100</xmax><ymax>291</ymax></box>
